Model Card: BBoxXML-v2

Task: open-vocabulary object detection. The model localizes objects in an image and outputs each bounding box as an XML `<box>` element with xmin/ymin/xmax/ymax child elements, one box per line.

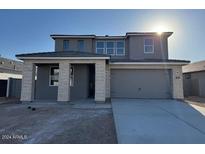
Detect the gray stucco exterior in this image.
<box><xmin>16</xmin><ymin>32</ymin><xmax>188</xmax><ymax>103</ymax></box>
<box><xmin>35</xmin><ymin>64</ymin><xmax>58</xmax><ymax>100</ymax></box>
<box><xmin>35</xmin><ymin>64</ymin><xmax>90</xmax><ymax>101</ymax></box>
<box><xmin>55</xmin><ymin>38</ymin><xmax>94</xmax><ymax>53</ymax></box>
<box><xmin>70</xmin><ymin>64</ymin><xmax>90</xmax><ymax>100</ymax></box>
<box><xmin>127</xmin><ymin>35</ymin><xmax>168</xmax><ymax>60</ymax></box>
<box><xmin>52</xmin><ymin>32</ymin><xmax>171</xmax><ymax>61</ymax></box>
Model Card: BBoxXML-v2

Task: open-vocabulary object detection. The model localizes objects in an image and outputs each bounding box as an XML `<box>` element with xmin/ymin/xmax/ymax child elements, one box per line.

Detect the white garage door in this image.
<box><xmin>111</xmin><ymin>69</ymin><xmax>172</xmax><ymax>99</ymax></box>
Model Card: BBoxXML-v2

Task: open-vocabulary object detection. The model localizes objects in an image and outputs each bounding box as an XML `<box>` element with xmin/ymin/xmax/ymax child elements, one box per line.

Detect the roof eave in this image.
<box><xmin>50</xmin><ymin>35</ymin><xmax>96</xmax><ymax>39</ymax></box>
<box><xmin>110</xmin><ymin>61</ymin><xmax>189</xmax><ymax>65</ymax></box>
<box><xmin>126</xmin><ymin>32</ymin><xmax>173</xmax><ymax>37</ymax></box>
<box><xmin>16</xmin><ymin>56</ymin><xmax>110</xmax><ymax>60</ymax></box>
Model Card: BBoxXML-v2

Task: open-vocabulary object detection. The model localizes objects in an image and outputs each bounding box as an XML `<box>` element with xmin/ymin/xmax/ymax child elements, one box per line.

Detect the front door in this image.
<box><xmin>88</xmin><ymin>64</ymin><xmax>95</xmax><ymax>98</ymax></box>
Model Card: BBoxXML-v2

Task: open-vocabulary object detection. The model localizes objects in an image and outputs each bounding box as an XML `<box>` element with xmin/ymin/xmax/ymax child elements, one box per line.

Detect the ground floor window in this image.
<box><xmin>49</xmin><ymin>67</ymin><xmax>59</xmax><ymax>86</ymax></box>
<box><xmin>49</xmin><ymin>66</ymin><xmax>74</xmax><ymax>87</ymax></box>
<box><xmin>70</xmin><ymin>67</ymin><xmax>74</xmax><ymax>87</ymax></box>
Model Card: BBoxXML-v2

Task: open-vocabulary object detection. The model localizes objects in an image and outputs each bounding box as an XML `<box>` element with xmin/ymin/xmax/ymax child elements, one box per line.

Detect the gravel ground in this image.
<box><xmin>0</xmin><ymin>103</ymin><xmax>117</xmax><ymax>144</ymax></box>
<box><xmin>185</xmin><ymin>96</ymin><xmax>205</xmax><ymax>116</ymax></box>
<box><xmin>185</xmin><ymin>96</ymin><xmax>205</xmax><ymax>107</ymax></box>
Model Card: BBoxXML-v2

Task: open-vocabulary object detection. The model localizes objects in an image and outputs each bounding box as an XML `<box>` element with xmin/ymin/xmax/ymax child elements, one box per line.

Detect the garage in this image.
<box><xmin>111</xmin><ymin>69</ymin><xmax>172</xmax><ymax>99</ymax></box>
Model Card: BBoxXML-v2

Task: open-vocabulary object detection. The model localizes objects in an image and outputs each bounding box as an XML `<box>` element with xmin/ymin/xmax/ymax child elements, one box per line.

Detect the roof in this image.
<box><xmin>16</xmin><ymin>51</ymin><xmax>110</xmax><ymax>60</ymax></box>
<box><xmin>50</xmin><ymin>35</ymin><xmax>96</xmax><ymax>39</ymax></box>
<box><xmin>110</xmin><ymin>59</ymin><xmax>190</xmax><ymax>64</ymax></box>
<box><xmin>50</xmin><ymin>32</ymin><xmax>173</xmax><ymax>39</ymax></box>
<box><xmin>183</xmin><ymin>60</ymin><xmax>205</xmax><ymax>73</ymax></box>
<box><xmin>16</xmin><ymin>51</ymin><xmax>189</xmax><ymax>65</ymax></box>
<box><xmin>126</xmin><ymin>32</ymin><xmax>173</xmax><ymax>37</ymax></box>
<box><xmin>0</xmin><ymin>57</ymin><xmax>23</xmax><ymax>73</ymax></box>
<box><xmin>0</xmin><ymin>57</ymin><xmax>22</xmax><ymax>64</ymax></box>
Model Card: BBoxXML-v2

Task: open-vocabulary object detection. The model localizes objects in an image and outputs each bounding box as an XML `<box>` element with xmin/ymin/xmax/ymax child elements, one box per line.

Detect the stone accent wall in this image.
<box><xmin>106</xmin><ymin>64</ymin><xmax>110</xmax><ymax>98</ymax></box>
<box><xmin>57</xmin><ymin>61</ymin><xmax>70</xmax><ymax>102</ymax></box>
<box><xmin>20</xmin><ymin>59</ymin><xmax>108</xmax><ymax>103</ymax></box>
<box><xmin>95</xmin><ymin>60</ymin><xmax>106</xmax><ymax>102</ymax></box>
<box><xmin>172</xmin><ymin>66</ymin><xmax>184</xmax><ymax>99</ymax></box>
<box><xmin>20</xmin><ymin>61</ymin><xmax>35</xmax><ymax>102</ymax></box>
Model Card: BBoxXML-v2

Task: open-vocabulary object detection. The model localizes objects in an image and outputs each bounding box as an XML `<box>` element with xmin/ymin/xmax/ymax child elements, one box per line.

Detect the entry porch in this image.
<box><xmin>20</xmin><ymin>58</ymin><xmax>109</xmax><ymax>103</ymax></box>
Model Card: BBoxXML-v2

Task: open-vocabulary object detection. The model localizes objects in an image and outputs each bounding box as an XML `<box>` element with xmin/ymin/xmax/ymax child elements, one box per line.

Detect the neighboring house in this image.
<box><xmin>0</xmin><ymin>56</ymin><xmax>22</xmax><ymax>79</ymax></box>
<box><xmin>183</xmin><ymin>60</ymin><xmax>205</xmax><ymax>97</ymax></box>
<box><xmin>0</xmin><ymin>57</ymin><xmax>23</xmax><ymax>97</ymax></box>
<box><xmin>16</xmin><ymin>32</ymin><xmax>189</xmax><ymax>103</ymax></box>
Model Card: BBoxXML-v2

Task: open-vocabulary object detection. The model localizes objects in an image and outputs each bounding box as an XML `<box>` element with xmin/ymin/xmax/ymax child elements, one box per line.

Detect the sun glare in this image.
<box><xmin>152</xmin><ymin>25</ymin><xmax>169</xmax><ymax>35</ymax></box>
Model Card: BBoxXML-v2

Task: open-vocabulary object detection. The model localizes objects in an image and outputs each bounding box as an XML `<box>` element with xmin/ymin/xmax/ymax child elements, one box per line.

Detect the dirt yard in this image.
<box><xmin>184</xmin><ymin>96</ymin><xmax>205</xmax><ymax>116</ymax></box>
<box><xmin>185</xmin><ymin>96</ymin><xmax>205</xmax><ymax>107</ymax></box>
<box><xmin>0</xmin><ymin>103</ymin><xmax>117</xmax><ymax>144</ymax></box>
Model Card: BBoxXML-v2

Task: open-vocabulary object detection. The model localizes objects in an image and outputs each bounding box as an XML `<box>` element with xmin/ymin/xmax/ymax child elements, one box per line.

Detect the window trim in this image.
<box><xmin>70</xmin><ymin>66</ymin><xmax>74</xmax><ymax>87</ymax></box>
<box><xmin>49</xmin><ymin>66</ymin><xmax>59</xmax><ymax>87</ymax></box>
<box><xmin>49</xmin><ymin>66</ymin><xmax>74</xmax><ymax>87</ymax></box>
<box><xmin>63</xmin><ymin>40</ymin><xmax>69</xmax><ymax>51</ymax></box>
<box><xmin>115</xmin><ymin>40</ymin><xmax>125</xmax><ymax>56</ymax></box>
<box><xmin>106</xmin><ymin>41</ymin><xmax>115</xmax><ymax>56</ymax></box>
<box><xmin>77</xmin><ymin>40</ymin><xmax>84</xmax><ymax>51</ymax></box>
<box><xmin>96</xmin><ymin>41</ymin><xmax>105</xmax><ymax>54</ymax></box>
<box><xmin>95</xmin><ymin>40</ymin><xmax>125</xmax><ymax>56</ymax></box>
<box><xmin>144</xmin><ymin>38</ymin><xmax>154</xmax><ymax>54</ymax></box>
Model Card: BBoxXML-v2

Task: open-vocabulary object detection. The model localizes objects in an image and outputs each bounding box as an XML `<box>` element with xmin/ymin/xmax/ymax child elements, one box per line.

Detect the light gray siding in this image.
<box><xmin>111</xmin><ymin>69</ymin><xmax>172</xmax><ymax>98</ymax></box>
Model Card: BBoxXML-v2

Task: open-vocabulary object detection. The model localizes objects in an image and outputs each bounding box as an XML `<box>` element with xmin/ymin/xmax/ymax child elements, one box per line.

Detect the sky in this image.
<box><xmin>0</xmin><ymin>9</ymin><xmax>205</xmax><ymax>62</ymax></box>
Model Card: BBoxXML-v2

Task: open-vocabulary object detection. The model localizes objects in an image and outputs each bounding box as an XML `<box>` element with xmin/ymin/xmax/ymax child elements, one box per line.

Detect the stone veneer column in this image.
<box><xmin>105</xmin><ymin>64</ymin><xmax>110</xmax><ymax>99</ymax></box>
<box><xmin>95</xmin><ymin>60</ymin><xmax>106</xmax><ymax>103</ymax></box>
<box><xmin>20</xmin><ymin>61</ymin><xmax>36</xmax><ymax>102</ymax></box>
<box><xmin>57</xmin><ymin>61</ymin><xmax>70</xmax><ymax>102</ymax></box>
<box><xmin>172</xmin><ymin>66</ymin><xmax>184</xmax><ymax>99</ymax></box>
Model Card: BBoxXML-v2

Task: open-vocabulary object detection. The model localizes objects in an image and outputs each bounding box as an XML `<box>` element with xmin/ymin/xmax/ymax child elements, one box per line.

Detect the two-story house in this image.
<box><xmin>16</xmin><ymin>32</ymin><xmax>190</xmax><ymax>103</ymax></box>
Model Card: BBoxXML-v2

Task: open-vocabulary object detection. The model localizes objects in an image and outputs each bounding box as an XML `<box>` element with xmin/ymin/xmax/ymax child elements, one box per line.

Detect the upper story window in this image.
<box><xmin>144</xmin><ymin>38</ymin><xmax>154</xmax><ymax>53</ymax></box>
<box><xmin>96</xmin><ymin>40</ymin><xmax>125</xmax><ymax>56</ymax></box>
<box><xmin>96</xmin><ymin>41</ymin><xmax>105</xmax><ymax>54</ymax></box>
<box><xmin>78</xmin><ymin>40</ymin><xmax>84</xmax><ymax>51</ymax></box>
<box><xmin>116</xmin><ymin>41</ymin><xmax>125</xmax><ymax>55</ymax></box>
<box><xmin>63</xmin><ymin>40</ymin><xmax>69</xmax><ymax>51</ymax></box>
<box><xmin>106</xmin><ymin>41</ymin><xmax>115</xmax><ymax>55</ymax></box>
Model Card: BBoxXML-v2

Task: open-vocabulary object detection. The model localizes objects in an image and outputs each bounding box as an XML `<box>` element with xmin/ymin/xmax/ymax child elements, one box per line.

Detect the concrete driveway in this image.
<box><xmin>112</xmin><ymin>99</ymin><xmax>205</xmax><ymax>144</ymax></box>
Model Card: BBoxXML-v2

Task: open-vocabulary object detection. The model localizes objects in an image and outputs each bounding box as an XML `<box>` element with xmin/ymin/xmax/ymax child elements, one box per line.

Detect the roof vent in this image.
<box><xmin>105</xmin><ymin>35</ymin><xmax>109</xmax><ymax>37</ymax></box>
